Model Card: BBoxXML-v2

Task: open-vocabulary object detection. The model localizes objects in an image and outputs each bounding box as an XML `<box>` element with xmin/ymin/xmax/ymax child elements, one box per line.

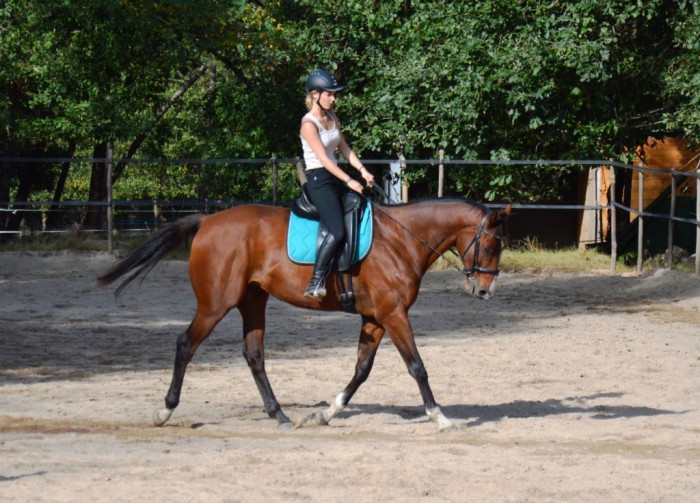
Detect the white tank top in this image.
<box><xmin>300</xmin><ymin>111</ymin><xmax>341</xmax><ymax>170</ymax></box>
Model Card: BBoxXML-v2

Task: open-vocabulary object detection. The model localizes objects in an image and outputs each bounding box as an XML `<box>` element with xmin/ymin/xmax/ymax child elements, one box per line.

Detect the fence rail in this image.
<box><xmin>2</xmin><ymin>156</ymin><xmax>699</xmax><ymax>274</ymax></box>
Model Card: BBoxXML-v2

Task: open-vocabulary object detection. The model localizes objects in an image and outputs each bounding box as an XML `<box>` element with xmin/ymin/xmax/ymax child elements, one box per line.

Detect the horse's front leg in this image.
<box><xmin>239</xmin><ymin>287</ymin><xmax>293</xmax><ymax>429</ymax></box>
<box><xmin>382</xmin><ymin>308</ymin><xmax>456</xmax><ymax>431</ymax></box>
<box><xmin>299</xmin><ymin>317</ymin><xmax>385</xmax><ymax>427</ymax></box>
<box><xmin>154</xmin><ymin>312</ymin><xmax>220</xmax><ymax>426</ymax></box>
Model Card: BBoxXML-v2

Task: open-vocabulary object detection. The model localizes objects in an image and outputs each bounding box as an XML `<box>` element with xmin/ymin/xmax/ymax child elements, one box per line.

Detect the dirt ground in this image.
<box><xmin>1</xmin><ymin>251</ymin><xmax>699</xmax><ymax>502</ymax></box>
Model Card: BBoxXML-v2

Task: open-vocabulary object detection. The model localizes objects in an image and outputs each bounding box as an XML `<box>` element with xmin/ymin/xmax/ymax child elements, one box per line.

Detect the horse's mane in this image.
<box><xmin>372</xmin><ymin>196</ymin><xmax>491</xmax><ymax>214</ymax></box>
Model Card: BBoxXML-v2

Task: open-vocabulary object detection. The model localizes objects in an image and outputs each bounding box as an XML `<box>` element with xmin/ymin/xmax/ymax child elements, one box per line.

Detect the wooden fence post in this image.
<box><xmin>609</xmin><ymin>162</ymin><xmax>617</xmax><ymax>272</ymax></box>
<box><xmin>666</xmin><ymin>173</ymin><xmax>677</xmax><ymax>269</ymax></box>
<box><xmin>637</xmin><ymin>164</ymin><xmax>644</xmax><ymax>273</ymax></box>
<box><xmin>295</xmin><ymin>156</ymin><xmax>307</xmax><ymax>185</ymax></box>
<box><xmin>696</xmin><ymin>163</ymin><xmax>700</xmax><ymax>276</ymax></box>
<box><xmin>399</xmin><ymin>154</ymin><xmax>408</xmax><ymax>203</ymax></box>
<box><xmin>438</xmin><ymin>149</ymin><xmax>444</xmax><ymax>198</ymax></box>
<box><xmin>106</xmin><ymin>142</ymin><xmax>113</xmax><ymax>255</ymax></box>
<box><xmin>272</xmin><ymin>157</ymin><xmax>279</xmax><ymax>204</ymax></box>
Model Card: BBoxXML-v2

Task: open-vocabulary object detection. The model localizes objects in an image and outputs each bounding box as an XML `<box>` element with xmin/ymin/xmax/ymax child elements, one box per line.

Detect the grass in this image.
<box><xmin>0</xmin><ymin>230</ymin><xmax>106</xmax><ymax>253</ymax></box>
<box><xmin>431</xmin><ymin>237</ymin><xmax>634</xmax><ymax>274</ymax></box>
<box><xmin>0</xmin><ymin>231</ymin><xmax>668</xmax><ymax>275</ymax></box>
<box><xmin>429</xmin><ymin>247</ymin><xmax>623</xmax><ymax>274</ymax></box>
<box><xmin>0</xmin><ymin>230</ymin><xmax>151</xmax><ymax>255</ymax></box>
<box><xmin>500</xmin><ymin>246</ymin><xmax>622</xmax><ymax>273</ymax></box>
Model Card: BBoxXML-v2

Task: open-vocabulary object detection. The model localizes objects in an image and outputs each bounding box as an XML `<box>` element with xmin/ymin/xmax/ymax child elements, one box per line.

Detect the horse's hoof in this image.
<box><xmin>294</xmin><ymin>411</ymin><xmax>328</xmax><ymax>428</ymax></box>
<box><xmin>278</xmin><ymin>421</ymin><xmax>294</xmax><ymax>431</ymax></box>
<box><xmin>427</xmin><ymin>406</ymin><xmax>457</xmax><ymax>431</ymax></box>
<box><xmin>311</xmin><ymin>411</ymin><xmax>329</xmax><ymax>426</ymax></box>
<box><xmin>438</xmin><ymin>421</ymin><xmax>458</xmax><ymax>432</ymax></box>
<box><xmin>153</xmin><ymin>408</ymin><xmax>173</xmax><ymax>427</ymax></box>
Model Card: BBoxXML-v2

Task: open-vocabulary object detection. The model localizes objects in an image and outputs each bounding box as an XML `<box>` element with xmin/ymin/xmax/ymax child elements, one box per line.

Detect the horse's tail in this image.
<box><xmin>97</xmin><ymin>214</ymin><xmax>203</xmax><ymax>298</ymax></box>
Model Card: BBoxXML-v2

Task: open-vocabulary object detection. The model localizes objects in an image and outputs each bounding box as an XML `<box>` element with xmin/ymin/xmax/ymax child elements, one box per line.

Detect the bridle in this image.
<box><xmin>454</xmin><ymin>214</ymin><xmax>503</xmax><ymax>279</ymax></box>
<box><xmin>364</xmin><ymin>188</ymin><xmax>504</xmax><ymax>279</ymax></box>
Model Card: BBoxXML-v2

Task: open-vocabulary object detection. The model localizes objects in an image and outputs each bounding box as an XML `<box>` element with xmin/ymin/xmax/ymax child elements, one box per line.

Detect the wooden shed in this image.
<box><xmin>578</xmin><ymin>136</ymin><xmax>700</xmax><ymax>249</ymax></box>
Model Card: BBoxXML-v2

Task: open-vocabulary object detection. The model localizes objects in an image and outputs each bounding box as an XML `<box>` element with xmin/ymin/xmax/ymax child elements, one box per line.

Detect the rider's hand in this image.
<box><xmin>360</xmin><ymin>166</ymin><xmax>375</xmax><ymax>187</ymax></box>
<box><xmin>348</xmin><ymin>179</ymin><xmax>364</xmax><ymax>193</ymax></box>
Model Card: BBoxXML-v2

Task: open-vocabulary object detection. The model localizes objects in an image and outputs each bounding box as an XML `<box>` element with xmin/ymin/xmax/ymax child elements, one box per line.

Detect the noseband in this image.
<box><xmin>456</xmin><ymin>214</ymin><xmax>503</xmax><ymax>279</ymax></box>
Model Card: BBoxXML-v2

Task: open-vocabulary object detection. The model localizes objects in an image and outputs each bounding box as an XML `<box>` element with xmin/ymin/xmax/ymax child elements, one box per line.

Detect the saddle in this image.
<box><xmin>288</xmin><ymin>184</ymin><xmax>372</xmax><ymax>312</ymax></box>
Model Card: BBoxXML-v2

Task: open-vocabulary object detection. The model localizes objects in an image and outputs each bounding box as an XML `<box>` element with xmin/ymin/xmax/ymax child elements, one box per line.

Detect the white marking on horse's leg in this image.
<box><xmin>153</xmin><ymin>407</ymin><xmax>173</xmax><ymax>427</ymax></box>
<box><xmin>295</xmin><ymin>392</ymin><xmax>347</xmax><ymax>428</ymax></box>
<box><xmin>322</xmin><ymin>392</ymin><xmax>347</xmax><ymax>424</ymax></box>
<box><xmin>427</xmin><ymin>406</ymin><xmax>456</xmax><ymax>431</ymax></box>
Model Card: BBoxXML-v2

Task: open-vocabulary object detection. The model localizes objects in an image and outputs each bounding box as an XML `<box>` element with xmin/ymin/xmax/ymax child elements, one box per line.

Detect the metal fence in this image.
<box><xmin>611</xmin><ymin>160</ymin><xmax>700</xmax><ymax>273</ymax></box>
<box><xmin>2</xmin><ymin>156</ymin><xmax>699</xmax><ymax>274</ymax></box>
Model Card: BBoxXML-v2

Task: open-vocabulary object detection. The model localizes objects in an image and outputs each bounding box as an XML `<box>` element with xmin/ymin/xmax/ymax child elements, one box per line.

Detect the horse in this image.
<box><xmin>97</xmin><ymin>197</ymin><xmax>510</xmax><ymax>431</ymax></box>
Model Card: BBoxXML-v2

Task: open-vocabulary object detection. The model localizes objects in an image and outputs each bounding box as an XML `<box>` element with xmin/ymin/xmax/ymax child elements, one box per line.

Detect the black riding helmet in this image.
<box><xmin>305</xmin><ymin>69</ymin><xmax>344</xmax><ymax>94</ymax></box>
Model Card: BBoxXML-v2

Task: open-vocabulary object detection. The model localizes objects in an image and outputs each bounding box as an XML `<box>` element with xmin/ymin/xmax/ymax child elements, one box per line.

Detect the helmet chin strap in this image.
<box><xmin>314</xmin><ymin>91</ymin><xmax>333</xmax><ymax>113</ymax></box>
<box><xmin>315</xmin><ymin>95</ymin><xmax>328</xmax><ymax>112</ymax></box>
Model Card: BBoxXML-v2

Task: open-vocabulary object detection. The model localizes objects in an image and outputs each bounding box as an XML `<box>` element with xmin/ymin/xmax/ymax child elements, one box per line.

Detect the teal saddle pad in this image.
<box><xmin>287</xmin><ymin>204</ymin><xmax>373</xmax><ymax>265</ymax></box>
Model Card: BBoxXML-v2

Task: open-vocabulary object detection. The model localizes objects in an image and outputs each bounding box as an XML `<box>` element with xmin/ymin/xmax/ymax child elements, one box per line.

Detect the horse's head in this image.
<box><xmin>458</xmin><ymin>205</ymin><xmax>511</xmax><ymax>299</ymax></box>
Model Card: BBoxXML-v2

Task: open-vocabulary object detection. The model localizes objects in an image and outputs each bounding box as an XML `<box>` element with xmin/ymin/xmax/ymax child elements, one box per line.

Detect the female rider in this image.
<box><xmin>300</xmin><ymin>69</ymin><xmax>375</xmax><ymax>300</ymax></box>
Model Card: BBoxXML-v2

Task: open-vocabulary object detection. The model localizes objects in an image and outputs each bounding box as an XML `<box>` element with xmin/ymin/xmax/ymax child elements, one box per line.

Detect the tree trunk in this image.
<box><xmin>0</xmin><ymin>144</ymin><xmax>12</xmax><ymax>233</ymax></box>
<box><xmin>46</xmin><ymin>139</ymin><xmax>77</xmax><ymax>228</ymax></box>
<box><xmin>5</xmin><ymin>163</ymin><xmax>39</xmax><ymax>232</ymax></box>
<box><xmin>113</xmin><ymin>64</ymin><xmax>207</xmax><ymax>183</ymax></box>
<box><xmin>5</xmin><ymin>146</ymin><xmax>50</xmax><ymax>232</ymax></box>
<box><xmin>85</xmin><ymin>142</ymin><xmax>108</xmax><ymax>230</ymax></box>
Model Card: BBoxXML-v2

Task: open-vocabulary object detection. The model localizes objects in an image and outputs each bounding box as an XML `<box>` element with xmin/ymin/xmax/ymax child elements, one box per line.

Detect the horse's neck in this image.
<box><xmin>390</xmin><ymin>202</ymin><xmax>473</xmax><ymax>251</ymax></box>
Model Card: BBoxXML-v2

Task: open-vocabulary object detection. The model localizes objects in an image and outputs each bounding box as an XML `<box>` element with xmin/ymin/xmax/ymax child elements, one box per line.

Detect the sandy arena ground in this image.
<box><xmin>1</xmin><ymin>251</ymin><xmax>699</xmax><ymax>502</ymax></box>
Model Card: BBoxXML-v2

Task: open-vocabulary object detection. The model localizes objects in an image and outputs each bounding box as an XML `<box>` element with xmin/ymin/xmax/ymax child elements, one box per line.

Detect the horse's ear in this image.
<box><xmin>488</xmin><ymin>204</ymin><xmax>511</xmax><ymax>225</ymax></box>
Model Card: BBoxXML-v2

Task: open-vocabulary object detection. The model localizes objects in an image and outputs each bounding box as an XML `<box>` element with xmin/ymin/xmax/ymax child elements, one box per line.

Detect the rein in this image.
<box><xmin>362</xmin><ymin>187</ymin><xmax>502</xmax><ymax>279</ymax></box>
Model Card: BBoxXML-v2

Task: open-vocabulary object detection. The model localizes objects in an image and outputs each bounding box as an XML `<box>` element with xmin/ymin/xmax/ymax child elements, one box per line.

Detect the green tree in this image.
<box><xmin>283</xmin><ymin>0</ymin><xmax>687</xmax><ymax>201</ymax></box>
<box><xmin>3</xmin><ymin>0</ymin><xmax>700</xmax><ymax>223</ymax></box>
<box><xmin>1</xmin><ymin>0</ymin><xmax>290</xmax><ymax>229</ymax></box>
<box><xmin>663</xmin><ymin>0</ymin><xmax>700</xmax><ymax>145</ymax></box>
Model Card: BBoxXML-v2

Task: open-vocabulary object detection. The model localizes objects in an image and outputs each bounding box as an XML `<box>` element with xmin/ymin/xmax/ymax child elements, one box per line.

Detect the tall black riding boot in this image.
<box><xmin>304</xmin><ymin>233</ymin><xmax>339</xmax><ymax>301</ymax></box>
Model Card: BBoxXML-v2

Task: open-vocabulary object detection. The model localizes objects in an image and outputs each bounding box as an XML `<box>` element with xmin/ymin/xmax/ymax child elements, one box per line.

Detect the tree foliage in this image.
<box><xmin>662</xmin><ymin>0</ymin><xmax>700</xmax><ymax>144</ymax></box>
<box><xmin>2</xmin><ymin>0</ymin><xmax>700</xmax><ymax>227</ymax></box>
<box><xmin>283</xmin><ymin>0</ymin><xmax>694</xmax><ymax>200</ymax></box>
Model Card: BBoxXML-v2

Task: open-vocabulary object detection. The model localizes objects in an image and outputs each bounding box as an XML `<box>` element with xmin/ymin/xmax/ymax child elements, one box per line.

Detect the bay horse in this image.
<box><xmin>97</xmin><ymin>197</ymin><xmax>510</xmax><ymax>431</ymax></box>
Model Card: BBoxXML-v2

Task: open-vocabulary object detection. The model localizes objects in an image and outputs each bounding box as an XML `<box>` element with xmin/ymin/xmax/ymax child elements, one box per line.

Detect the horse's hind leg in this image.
<box><xmin>153</xmin><ymin>312</ymin><xmax>222</xmax><ymax>426</ymax></box>
<box><xmin>300</xmin><ymin>317</ymin><xmax>385</xmax><ymax>427</ymax></box>
<box><xmin>238</xmin><ymin>286</ymin><xmax>292</xmax><ymax>429</ymax></box>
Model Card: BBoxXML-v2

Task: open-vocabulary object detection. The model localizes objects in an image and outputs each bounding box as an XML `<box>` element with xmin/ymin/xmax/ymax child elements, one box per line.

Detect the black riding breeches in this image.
<box><xmin>305</xmin><ymin>168</ymin><xmax>347</xmax><ymax>243</ymax></box>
